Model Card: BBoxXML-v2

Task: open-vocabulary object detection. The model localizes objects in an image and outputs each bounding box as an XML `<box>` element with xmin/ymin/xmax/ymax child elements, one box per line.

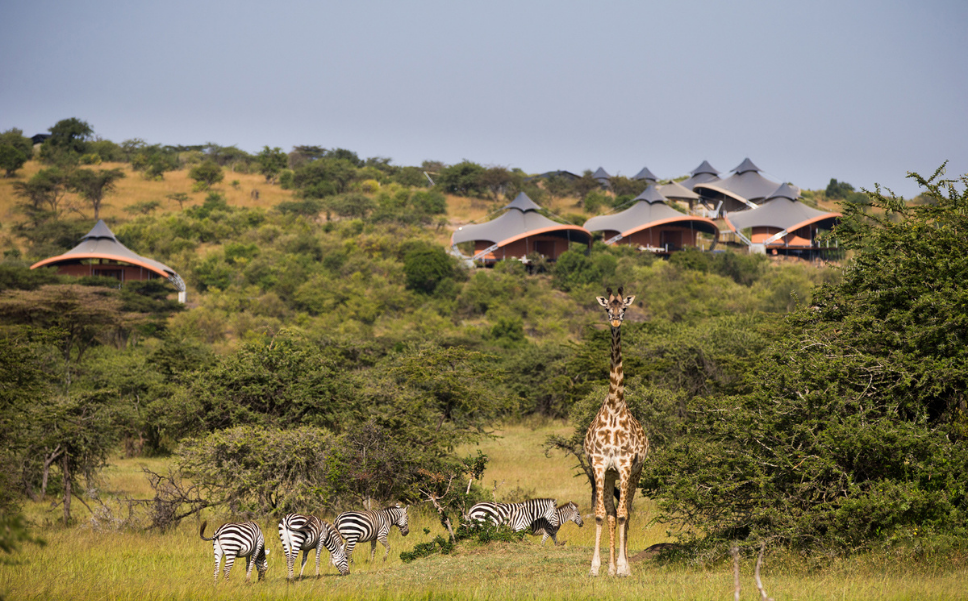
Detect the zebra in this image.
<box><xmin>530</xmin><ymin>501</ymin><xmax>584</xmax><ymax>546</ymax></box>
<box><xmin>334</xmin><ymin>505</ymin><xmax>409</xmax><ymax>563</ymax></box>
<box><xmin>278</xmin><ymin>513</ymin><xmax>349</xmax><ymax>578</ymax></box>
<box><xmin>198</xmin><ymin>520</ymin><xmax>270</xmax><ymax>583</ymax></box>
<box><xmin>467</xmin><ymin>498</ymin><xmax>558</xmax><ymax>532</ymax></box>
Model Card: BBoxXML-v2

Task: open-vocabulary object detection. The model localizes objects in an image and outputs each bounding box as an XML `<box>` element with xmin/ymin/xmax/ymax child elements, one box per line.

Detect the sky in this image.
<box><xmin>2</xmin><ymin>0</ymin><xmax>966</xmax><ymax>198</ymax></box>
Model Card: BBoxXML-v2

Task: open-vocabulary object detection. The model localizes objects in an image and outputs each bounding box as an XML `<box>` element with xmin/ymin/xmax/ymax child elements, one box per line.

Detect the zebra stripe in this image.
<box><xmin>278</xmin><ymin>514</ymin><xmax>349</xmax><ymax>578</ymax></box>
<box><xmin>467</xmin><ymin>498</ymin><xmax>558</xmax><ymax>532</ymax></box>
<box><xmin>530</xmin><ymin>502</ymin><xmax>584</xmax><ymax>545</ymax></box>
<box><xmin>199</xmin><ymin>520</ymin><xmax>269</xmax><ymax>583</ymax></box>
<box><xmin>335</xmin><ymin>505</ymin><xmax>409</xmax><ymax>563</ymax></box>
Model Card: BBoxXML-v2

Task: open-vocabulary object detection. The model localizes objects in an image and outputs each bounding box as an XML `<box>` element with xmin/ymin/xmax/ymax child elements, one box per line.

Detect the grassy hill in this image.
<box><xmin>2</xmin><ymin>422</ymin><xmax>965</xmax><ymax>601</ymax></box>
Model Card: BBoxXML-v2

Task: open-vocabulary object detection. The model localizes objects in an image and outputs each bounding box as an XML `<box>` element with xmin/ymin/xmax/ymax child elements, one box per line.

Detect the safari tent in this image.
<box><xmin>451</xmin><ymin>193</ymin><xmax>591</xmax><ymax>263</ymax></box>
<box><xmin>583</xmin><ymin>185</ymin><xmax>718</xmax><ymax>253</ymax></box>
<box><xmin>31</xmin><ymin>220</ymin><xmax>187</xmax><ymax>302</ymax></box>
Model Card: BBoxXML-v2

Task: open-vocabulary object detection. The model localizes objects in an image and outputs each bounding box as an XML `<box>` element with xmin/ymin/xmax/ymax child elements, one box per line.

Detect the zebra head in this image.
<box><xmin>596</xmin><ymin>287</ymin><xmax>635</xmax><ymax>328</ymax></box>
<box><xmin>256</xmin><ymin>547</ymin><xmax>270</xmax><ymax>581</ymax></box>
<box><xmin>393</xmin><ymin>505</ymin><xmax>410</xmax><ymax>536</ymax></box>
<box><xmin>561</xmin><ymin>502</ymin><xmax>583</xmax><ymax>527</ymax></box>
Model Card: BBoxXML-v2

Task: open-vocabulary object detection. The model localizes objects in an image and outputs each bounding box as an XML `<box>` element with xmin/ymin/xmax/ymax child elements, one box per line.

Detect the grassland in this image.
<box><xmin>3</xmin><ymin>422</ymin><xmax>967</xmax><ymax>601</ymax></box>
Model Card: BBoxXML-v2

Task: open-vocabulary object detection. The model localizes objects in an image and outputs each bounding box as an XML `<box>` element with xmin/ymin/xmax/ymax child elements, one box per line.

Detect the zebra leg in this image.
<box><xmin>314</xmin><ymin>539</ymin><xmax>323</xmax><ymax>576</ymax></box>
<box><xmin>343</xmin><ymin>538</ymin><xmax>357</xmax><ymax>564</ymax></box>
<box><xmin>245</xmin><ymin>552</ymin><xmax>255</xmax><ymax>582</ymax></box>
<box><xmin>212</xmin><ymin>547</ymin><xmax>222</xmax><ymax>584</ymax></box>
<box><xmin>286</xmin><ymin>550</ymin><xmax>295</xmax><ymax>580</ymax></box>
<box><xmin>379</xmin><ymin>535</ymin><xmax>391</xmax><ymax>561</ymax></box>
<box><xmin>369</xmin><ymin>539</ymin><xmax>378</xmax><ymax>562</ymax></box>
<box><xmin>222</xmin><ymin>555</ymin><xmax>235</xmax><ymax>581</ymax></box>
<box><xmin>299</xmin><ymin>549</ymin><xmax>310</xmax><ymax>578</ymax></box>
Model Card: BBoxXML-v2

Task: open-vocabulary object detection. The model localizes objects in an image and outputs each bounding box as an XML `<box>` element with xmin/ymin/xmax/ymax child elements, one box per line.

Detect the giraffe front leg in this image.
<box><xmin>615</xmin><ymin>477</ymin><xmax>631</xmax><ymax>577</ymax></box>
<box><xmin>590</xmin><ymin>468</ymin><xmax>607</xmax><ymax>576</ymax></box>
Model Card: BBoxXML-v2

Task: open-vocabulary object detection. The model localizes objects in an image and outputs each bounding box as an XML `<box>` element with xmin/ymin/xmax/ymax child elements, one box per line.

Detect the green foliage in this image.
<box><xmin>256</xmin><ymin>146</ymin><xmax>287</xmax><ymax>183</ymax></box>
<box><xmin>403</xmin><ymin>242</ymin><xmax>456</xmax><ymax>294</ymax></box>
<box><xmin>552</xmin><ymin>248</ymin><xmax>617</xmax><ymax>291</ymax></box>
<box><xmin>68</xmin><ymin>167</ymin><xmax>125</xmax><ymax>220</ymax></box>
<box><xmin>176</xmin><ymin>425</ymin><xmax>348</xmax><ymax>514</ymax></box>
<box><xmin>188</xmin><ymin>160</ymin><xmax>224</xmax><ymax>189</ymax></box>
<box><xmin>0</xmin><ymin>144</ymin><xmax>28</xmax><ymax>177</ymax></box>
<box><xmin>643</xmin><ymin>166</ymin><xmax>968</xmax><ymax>551</ymax></box>
<box><xmin>12</xmin><ymin>167</ymin><xmax>69</xmax><ymax>223</ymax></box>
<box><xmin>0</xmin><ymin>128</ymin><xmax>33</xmax><ymax>158</ymax></box>
<box><xmin>39</xmin><ymin>118</ymin><xmax>93</xmax><ymax>165</ymax></box>
<box><xmin>437</xmin><ymin>161</ymin><xmax>486</xmax><ymax>197</ymax></box>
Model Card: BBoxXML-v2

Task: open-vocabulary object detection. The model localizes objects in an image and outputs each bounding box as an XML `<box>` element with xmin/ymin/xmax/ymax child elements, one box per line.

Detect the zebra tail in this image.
<box><xmin>199</xmin><ymin>520</ymin><xmax>214</xmax><ymax>541</ymax></box>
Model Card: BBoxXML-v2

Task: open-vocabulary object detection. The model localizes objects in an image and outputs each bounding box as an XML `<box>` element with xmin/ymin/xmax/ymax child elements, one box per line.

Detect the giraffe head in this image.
<box><xmin>596</xmin><ymin>287</ymin><xmax>635</xmax><ymax>328</ymax></box>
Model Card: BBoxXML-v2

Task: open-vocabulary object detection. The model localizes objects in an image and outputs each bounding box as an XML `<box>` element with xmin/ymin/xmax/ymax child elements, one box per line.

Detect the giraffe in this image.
<box><xmin>583</xmin><ymin>287</ymin><xmax>649</xmax><ymax>577</ymax></box>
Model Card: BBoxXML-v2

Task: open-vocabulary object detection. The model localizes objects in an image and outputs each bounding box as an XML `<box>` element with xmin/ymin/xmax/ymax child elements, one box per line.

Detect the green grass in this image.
<box><xmin>3</xmin><ymin>422</ymin><xmax>968</xmax><ymax>600</ymax></box>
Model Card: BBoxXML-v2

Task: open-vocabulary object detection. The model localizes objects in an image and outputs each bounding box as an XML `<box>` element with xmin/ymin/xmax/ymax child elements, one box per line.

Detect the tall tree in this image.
<box><xmin>12</xmin><ymin>168</ymin><xmax>68</xmax><ymax>223</ymax></box>
<box><xmin>68</xmin><ymin>168</ymin><xmax>125</xmax><ymax>220</ymax></box>
<box><xmin>256</xmin><ymin>146</ymin><xmax>288</xmax><ymax>183</ymax></box>
<box><xmin>40</xmin><ymin>118</ymin><xmax>93</xmax><ymax>165</ymax></box>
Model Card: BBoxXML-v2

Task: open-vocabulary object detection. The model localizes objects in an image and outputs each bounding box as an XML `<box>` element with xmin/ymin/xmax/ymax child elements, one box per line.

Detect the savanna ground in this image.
<box><xmin>2</xmin><ymin>423</ymin><xmax>966</xmax><ymax>601</ymax></box>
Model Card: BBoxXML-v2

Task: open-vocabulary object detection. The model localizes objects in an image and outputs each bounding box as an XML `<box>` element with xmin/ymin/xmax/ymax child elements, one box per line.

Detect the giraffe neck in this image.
<box><xmin>605</xmin><ymin>325</ymin><xmax>625</xmax><ymax>411</ymax></box>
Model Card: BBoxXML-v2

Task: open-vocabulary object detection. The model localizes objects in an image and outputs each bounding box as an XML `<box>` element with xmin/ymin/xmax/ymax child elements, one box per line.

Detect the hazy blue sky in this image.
<box><xmin>2</xmin><ymin>0</ymin><xmax>965</xmax><ymax>198</ymax></box>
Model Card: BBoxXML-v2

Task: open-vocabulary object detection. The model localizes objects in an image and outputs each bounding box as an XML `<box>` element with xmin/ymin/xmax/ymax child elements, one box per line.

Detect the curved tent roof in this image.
<box><xmin>451</xmin><ymin>192</ymin><xmax>591</xmax><ymax>248</ymax></box>
<box><xmin>694</xmin><ymin>158</ymin><xmax>780</xmax><ymax>206</ymax></box>
<box><xmin>679</xmin><ymin>160</ymin><xmax>721</xmax><ymax>189</ymax></box>
<box><xmin>584</xmin><ymin>185</ymin><xmax>719</xmax><ymax>239</ymax></box>
<box><xmin>592</xmin><ymin>167</ymin><xmax>611</xmax><ymax>182</ymax></box>
<box><xmin>656</xmin><ymin>180</ymin><xmax>700</xmax><ymax>202</ymax></box>
<box><xmin>31</xmin><ymin>220</ymin><xmax>185</xmax><ymax>291</ymax></box>
<box><xmin>723</xmin><ymin>183</ymin><xmax>841</xmax><ymax>237</ymax></box>
<box><xmin>633</xmin><ymin>166</ymin><xmax>657</xmax><ymax>182</ymax></box>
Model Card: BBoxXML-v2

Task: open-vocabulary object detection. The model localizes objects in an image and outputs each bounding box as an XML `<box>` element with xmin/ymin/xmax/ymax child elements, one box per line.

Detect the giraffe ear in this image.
<box><xmin>596</xmin><ymin>296</ymin><xmax>609</xmax><ymax>308</ymax></box>
<box><xmin>623</xmin><ymin>295</ymin><xmax>635</xmax><ymax>308</ymax></box>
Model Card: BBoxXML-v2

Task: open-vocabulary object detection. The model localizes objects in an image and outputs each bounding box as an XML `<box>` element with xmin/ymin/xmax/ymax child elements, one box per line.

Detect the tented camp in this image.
<box><xmin>451</xmin><ymin>193</ymin><xmax>591</xmax><ymax>263</ymax></box>
<box><xmin>722</xmin><ymin>183</ymin><xmax>841</xmax><ymax>257</ymax></box>
<box><xmin>583</xmin><ymin>185</ymin><xmax>718</xmax><ymax>253</ymax></box>
<box><xmin>592</xmin><ymin>167</ymin><xmax>611</xmax><ymax>187</ymax></box>
<box><xmin>656</xmin><ymin>180</ymin><xmax>701</xmax><ymax>207</ymax></box>
<box><xmin>31</xmin><ymin>220</ymin><xmax>187</xmax><ymax>302</ymax></box>
<box><xmin>632</xmin><ymin>166</ymin><xmax>658</xmax><ymax>183</ymax></box>
<box><xmin>694</xmin><ymin>158</ymin><xmax>782</xmax><ymax>214</ymax></box>
<box><xmin>678</xmin><ymin>160</ymin><xmax>721</xmax><ymax>190</ymax></box>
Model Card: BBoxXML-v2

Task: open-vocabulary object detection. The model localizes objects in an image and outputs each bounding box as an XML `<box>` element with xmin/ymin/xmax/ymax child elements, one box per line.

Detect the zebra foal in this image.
<box><xmin>199</xmin><ymin>520</ymin><xmax>270</xmax><ymax>583</ymax></box>
<box><xmin>335</xmin><ymin>505</ymin><xmax>409</xmax><ymax>563</ymax></box>
<box><xmin>467</xmin><ymin>498</ymin><xmax>558</xmax><ymax>532</ymax></box>
<box><xmin>278</xmin><ymin>513</ymin><xmax>349</xmax><ymax>578</ymax></box>
<box><xmin>530</xmin><ymin>501</ymin><xmax>583</xmax><ymax>545</ymax></box>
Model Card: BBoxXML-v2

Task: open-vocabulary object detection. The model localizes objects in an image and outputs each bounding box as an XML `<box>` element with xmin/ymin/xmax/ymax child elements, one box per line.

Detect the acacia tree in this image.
<box><xmin>0</xmin><ymin>285</ymin><xmax>134</xmax><ymax>392</ymax></box>
<box><xmin>40</xmin><ymin>118</ymin><xmax>93</xmax><ymax>165</ymax></box>
<box><xmin>188</xmin><ymin>160</ymin><xmax>224</xmax><ymax>190</ymax></box>
<box><xmin>641</xmin><ymin>165</ymin><xmax>968</xmax><ymax>551</ymax></box>
<box><xmin>68</xmin><ymin>167</ymin><xmax>125</xmax><ymax>220</ymax></box>
<box><xmin>12</xmin><ymin>168</ymin><xmax>69</xmax><ymax>223</ymax></box>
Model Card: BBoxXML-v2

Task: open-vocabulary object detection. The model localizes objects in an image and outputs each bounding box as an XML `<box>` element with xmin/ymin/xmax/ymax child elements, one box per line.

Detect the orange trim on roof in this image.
<box><xmin>618</xmin><ymin>215</ymin><xmax>719</xmax><ymax>239</ymax></box>
<box><xmin>30</xmin><ymin>253</ymin><xmax>172</xmax><ymax>278</ymax></box>
<box><xmin>723</xmin><ymin>212</ymin><xmax>841</xmax><ymax>236</ymax></box>
<box><xmin>494</xmin><ymin>224</ymin><xmax>591</xmax><ymax>249</ymax></box>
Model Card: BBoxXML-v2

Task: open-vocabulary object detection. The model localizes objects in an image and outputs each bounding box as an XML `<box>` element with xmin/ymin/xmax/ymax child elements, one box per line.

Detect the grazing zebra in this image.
<box><xmin>335</xmin><ymin>505</ymin><xmax>409</xmax><ymax>563</ymax></box>
<box><xmin>530</xmin><ymin>501</ymin><xmax>584</xmax><ymax>545</ymax></box>
<box><xmin>199</xmin><ymin>520</ymin><xmax>270</xmax><ymax>583</ymax></box>
<box><xmin>278</xmin><ymin>514</ymin><xmax>349</xmax><ymax>578</ymax></box>
<box><xmin>467</xmin><ymin>498</ymin><xmax>558</xmax><ymax>532</ymax></box>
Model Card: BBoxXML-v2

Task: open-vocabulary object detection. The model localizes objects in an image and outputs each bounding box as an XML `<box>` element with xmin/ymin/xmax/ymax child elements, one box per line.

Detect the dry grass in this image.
<box><xmin>5</xmin><ymin>422</ymin><xmax>966</xmax><ymax>600</ymax></box>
